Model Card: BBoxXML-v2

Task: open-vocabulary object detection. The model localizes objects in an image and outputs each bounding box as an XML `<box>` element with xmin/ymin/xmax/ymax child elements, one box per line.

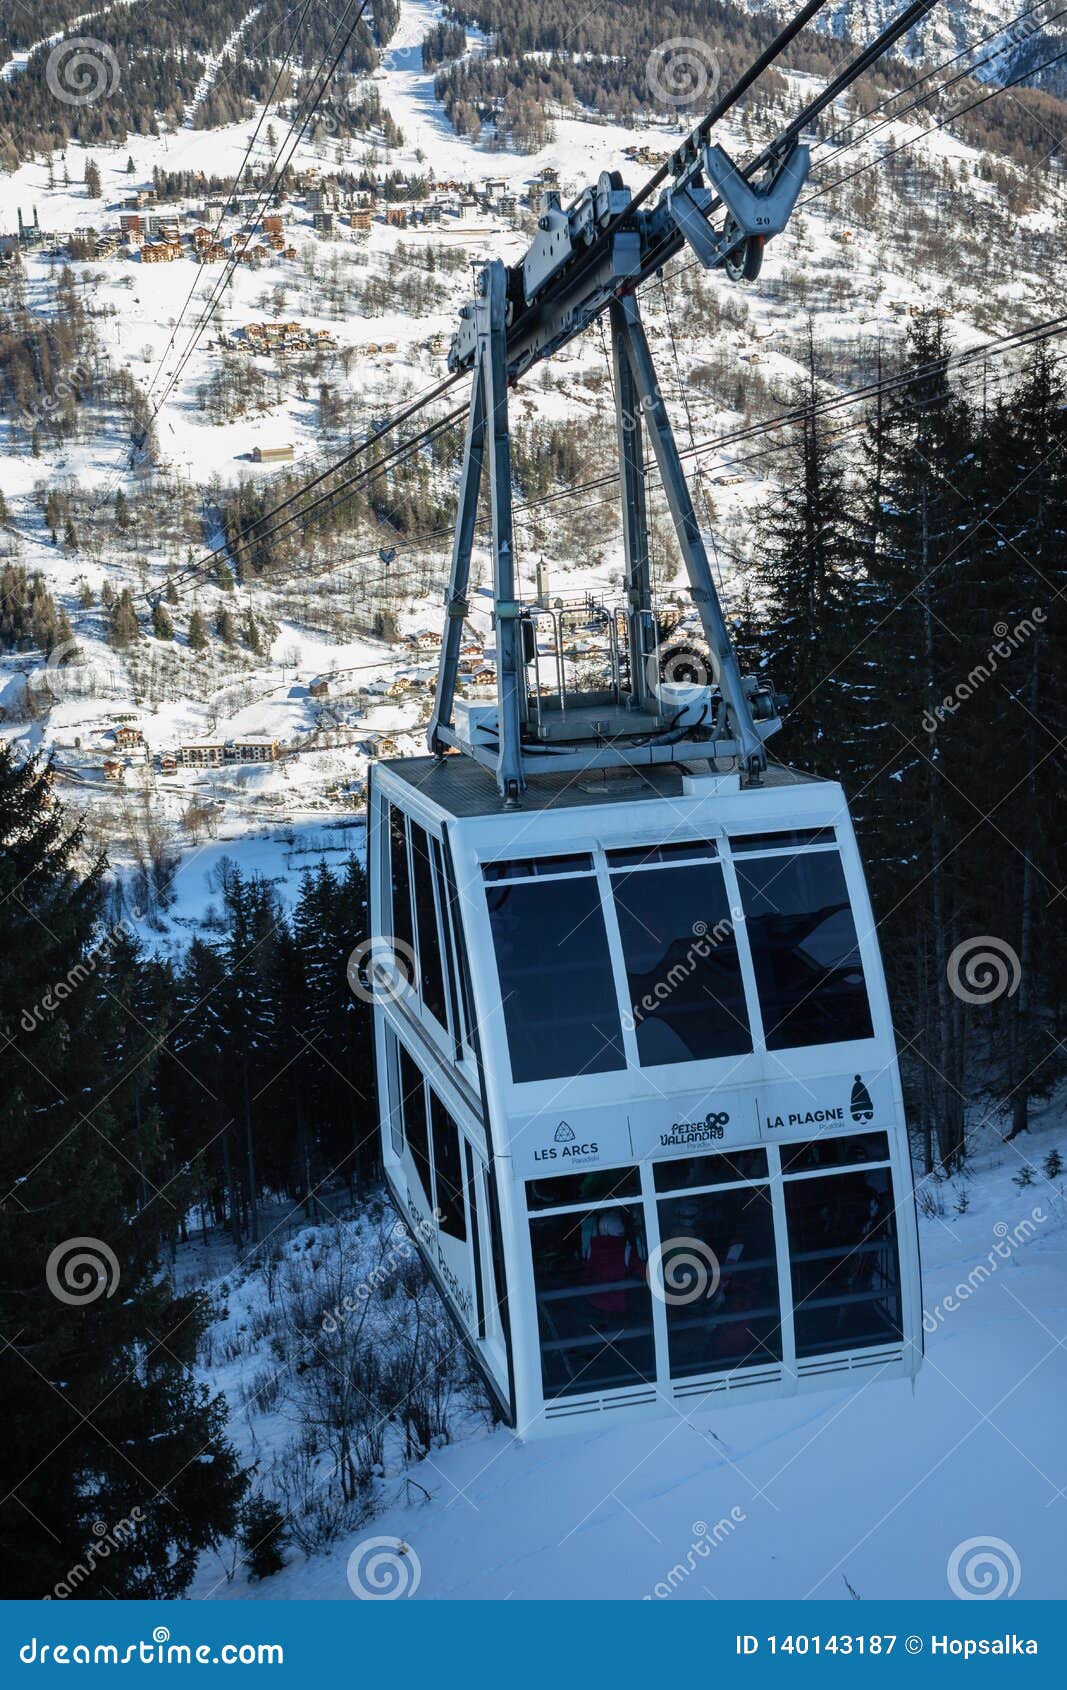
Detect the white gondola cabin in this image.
<box><xmin>366</xmin><ymin>132</ymin><xmax>925</xmax><ymax>1434</ymax></box>
<box><xmin>369</xmin><ymin>758</ymin><xmax>922</xmax><ymax>1435</ymax></box>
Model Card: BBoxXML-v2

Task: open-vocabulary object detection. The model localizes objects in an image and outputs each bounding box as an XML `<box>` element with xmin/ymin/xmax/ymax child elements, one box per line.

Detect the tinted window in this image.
<box><xmin>656</xmin><ymin>1185</ymin><xmax>781</xmax><ymax>1377</ymax></box>
<box><xmin>409</xmin><ymin>822</ymin><xmax>449</xmax><ymax>1026</ymax></box>
<box><xmin>436</xmin><ymin>836</ymin><xmax>475</xmax><ymax>1055</ymax></box>
<box><xmin>611</xmin><ymin>862</ymin><xmax>751</xmax><ymax>1064</ymax></box>
<box><xmin>526</xmin><ymin>1166</ymin><xmax>641</xmax><ymax>1212</ymax></box>
<box><xmin>465</xmin><ymin>1143</ymin><xmax>486</xmax><ymax>1337</ymax></box>
<box><xmin>654</xmin><ymin>1148</ymin><xmax>768</xmax><ymax>1192</ymax></box>
<box><xmin>429</xmin><ymin>1090</ymin><xmax>466</xmax><ymax>1242</ymax></box>
<box><xmin>389</xmin><ymin>806</ymin><xmax>414</xmax><ymax>959</ymax></box>
<box><xmin>486</xmin><ymin>876</ymin><xmax>625</xmax><ymax>1082</ymax></box>
<box><xmin>530</xmin><ymin>1204</ymin><xmax>654</xmax><ymax>1398</ymax></box>
<box><xmin>387</xmin><ymin>1034</ymin><xmax>404</xmax><ymax>1158</ymax></box>
<box><xmin>729</xmin><ymin>829</ymin><xmax>836</xmax><ymax>854</ymax></box>
<box><xmin>399</xmin><ymin>1045</ymin><xmax>431</xmax><ymax>1205</ymax></box>
<box><xmin>483</xmin><ymin>854</ymin><xmax>593</xmax><ymax>880</ymax></box>
<box><xmin>780</xmin><ymin>1132</ymin><xmax>890</xmax><ymax>1175</ymax></box>
<box><xmin>784</xmin><ymin>1167</ymin><xmax>902</xmax><ymax>1357</ymax></box>
<box><xmin>735</xmin><ymin>851</ymin><xmax>873</xmax><ymax>1050</ymax></box>
<box><xmin>606</xmin><ymin>841</ymin><xmax>716</xmax><ymax>868</ymax></box>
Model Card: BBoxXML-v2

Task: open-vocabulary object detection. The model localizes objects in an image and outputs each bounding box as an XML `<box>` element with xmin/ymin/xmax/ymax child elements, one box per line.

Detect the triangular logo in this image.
<box><xmin>554</xmin><ymin>1121</ymin><xmax>575</xmax><ymax>1143</ymax></box>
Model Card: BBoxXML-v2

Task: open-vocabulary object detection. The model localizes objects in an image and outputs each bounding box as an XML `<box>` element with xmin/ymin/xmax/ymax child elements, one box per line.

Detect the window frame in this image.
<box><xmin>520</xmin><ymin>1131</ymin><xmax>907</xmax><ymax>1402</ymax></box>
<box><xmin>479</xmin><ymin>830</ymin><xmax>880</xmax><ymax>1099</ymax></box>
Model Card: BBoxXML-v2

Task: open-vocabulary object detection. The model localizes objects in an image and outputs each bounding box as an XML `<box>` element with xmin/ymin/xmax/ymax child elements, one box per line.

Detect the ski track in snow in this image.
<box><xmin>183</xmin><ymin>7</ymin><xmax>264</xmax><ymax>130</ymax></box>
<box><xmin>0</xmin><ymin>3</ymin><xmax>136</xmax><ymax>82</ymax></box>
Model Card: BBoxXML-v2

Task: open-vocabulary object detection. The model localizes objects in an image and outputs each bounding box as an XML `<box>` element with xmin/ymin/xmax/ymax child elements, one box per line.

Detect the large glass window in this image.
<box><xmin>389</xmin><ymin>806</ymin><xmax>414</xmax><ymax>959</ymax></box>
<box><xmin>734</xmin><ymin>850</ymin><xmax>873</xmax><ymax>1050</ymax></box>
<box><xmin>429</xmin><ymin>1090</ymin><xmax>466</xmax><ymax>1242</ymax></box>
<box><xmin>779</xmin><ymin>1132</ymin><xmax>890</xmax><ymax>1175</ymax></box>
<box><xmin>409</xmin><ymin>821</ymin><xmax>449</xmax><ymax>1027</ymax></box>
<box><xmin>530</xmin><ymin>1203</ymin><xmax>654</xmax><ymax>1399</ymax></box>
<box><xmin>784</xmin><ymin>1167</ymin><xmax>902</xmax><ymax>1357</ymax></box>
<box><xmin>398</xmin><ymin>1045</ymin><xmax>431</xmax><ymax>1205</ymax></box>
<box><xmin>485</xmin><ymin>862</ymin><xmax>625</xmax><ymax>1083</ymax></box>
<box><xmin>656</xmin><ymin>1184</ymin><xmax>781</xmax><ymax>1377</ymax></box>
<box><xmin>653</xmin><ymin>1148</ymin><xmax>767</xmax><ymax>1192</ymax></box>
<box><xmin>610</xmin><ymin>855</ymin><xmax>751</xmax><ymax>1065</ymax></box>
<box><xmin>526</xmin><ymin>1166</ymin><xmax>641</xmax><ymax>1212</ymax></box>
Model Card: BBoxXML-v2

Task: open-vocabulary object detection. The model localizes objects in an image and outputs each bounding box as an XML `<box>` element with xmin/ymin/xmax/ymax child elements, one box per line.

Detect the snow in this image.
<box><xmin>186</xmin><ymin>1109</ymin><xmax>1067</xmax><ymax>1602</ymax></box>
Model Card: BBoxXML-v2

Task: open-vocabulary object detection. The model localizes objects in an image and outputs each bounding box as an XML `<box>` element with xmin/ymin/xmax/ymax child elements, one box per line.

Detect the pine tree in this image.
<box><xmin>109</xmin><ymin>588</ymin><xmax>141</xmax><ymax>648</ymax></box>
<box><xmin>151</xmin><ymin>601</ymin><xmax>174</xmax><ymax>639</ymax></box>
<box><xmin>188</xmin><ymin>608</ymin><xmax>210</xmax><ymax>650</ymax></box>
<box><xmin>216</xmin><ymin>607</ymin><xmax>237</xmax><ymax>646</ymax></box>
<box><xmin>84</xmin><ymin>157</ymin><xmax>102</xmax><ymax>198</ymax></box>
<box><xmin>854</xmin><ymin>313</ymin><xmax>976</xmax><ymax>1172</ymax></box>
<box><xmin>0</xmin><ymin>748</ymin><xmax>246</xmax><ymax>1597</ymax></box>
<box><xmin>747</xmin><ymin>327</ymin><xmax>860</xmax><ymax>776</ymax></box>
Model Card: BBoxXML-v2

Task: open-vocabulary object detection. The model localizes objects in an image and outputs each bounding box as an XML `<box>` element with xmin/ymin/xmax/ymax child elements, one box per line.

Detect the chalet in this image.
<box><xmin>252</xmin><ymin>444</ymin><xmax>294</xmax><ymax>462</ymax></box>
<box><xmin>309</xmin><ymin>677</ymin><xmax>330</xmax><ymax>698</ymax></box>
<box><xmin>102</xmin><ymin>759</ymin><xmax>125</xmax><ymax>782</ymax></box>
<box><xmin>120</xmin><ymin>213</ymin><xmax>142</xmax><ymax>238</ymax></box>
<box><xmin>113</xmin><ymin>725</ymin><xmax>144</xmax><ymax>749</ymax></box>
<box><xmin>386</xmin><ymin>207</ymin><xmax>409</xmax><ymax>229</ymax></box>
<box><xmin>349</xmin><ymin>209</ymin><xmax>373</xmax><ymax>232</ymax></box>
<box><xmin>262</xmin><ymin>214</ymin><xmax>283</xmax><ymax>235</ymax></box>
<box><xmin>159</xmin><ymin>752</ymin><xmax>178</xmax><ymax>776</ymax></box>
<box><xmin>284</xmin><ymin>245</ymin><xmax>299</xmax><ymax>260</ymax></box>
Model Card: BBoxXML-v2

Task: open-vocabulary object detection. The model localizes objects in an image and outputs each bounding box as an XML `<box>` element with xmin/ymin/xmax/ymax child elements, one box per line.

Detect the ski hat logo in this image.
<box><xmin>554</xmin><ymin>1121</ymin><xmax>575</xmax><ymax>1143</ymax></box>
<box><xmin>850</xmin><ymin>1075</ymin><xmax>874</xmax><ymax>1122</ymax></box>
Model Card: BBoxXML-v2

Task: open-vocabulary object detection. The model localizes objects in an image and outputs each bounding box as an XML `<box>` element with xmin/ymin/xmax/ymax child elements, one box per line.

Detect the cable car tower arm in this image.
<box><xmin>428</xmin><ymin>0</ymin><xmax>941</xmax><ymax>799</ymax></box>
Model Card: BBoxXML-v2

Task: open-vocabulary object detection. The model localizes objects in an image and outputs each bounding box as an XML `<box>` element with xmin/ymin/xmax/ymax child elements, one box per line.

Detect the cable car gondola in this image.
<box><xmin>368</xmin><ymin>3</ymin><xmax>927</xmax><ymax>1435</ymax></box>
